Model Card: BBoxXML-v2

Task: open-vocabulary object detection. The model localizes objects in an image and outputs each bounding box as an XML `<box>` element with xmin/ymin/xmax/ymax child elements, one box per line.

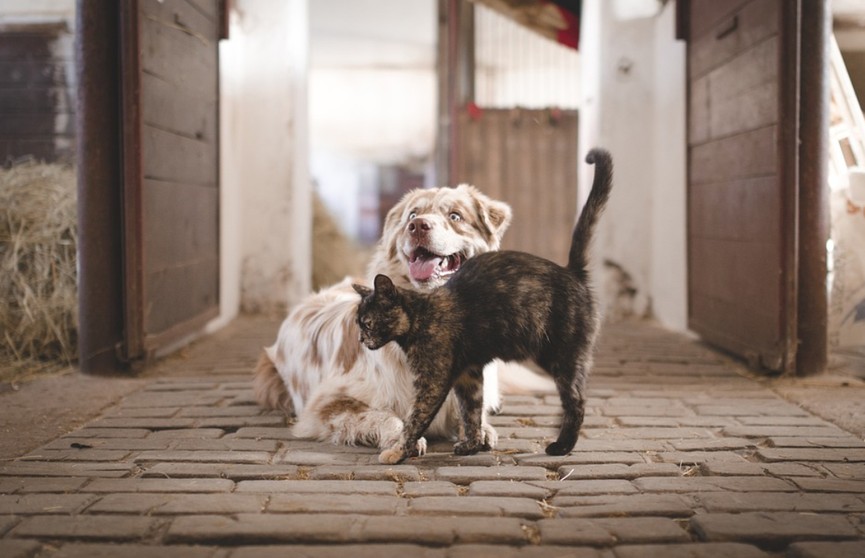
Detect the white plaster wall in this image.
<box><xmin>211</xmin><ymin>0</ymin><xmax>311</xmax><ymax>326</ymax></box>
<box><xmin>579</xmin><ymin>0</ymin><xmax>688</xmax><ymax>331</ymax></box>
<box><xmin>0</xmin><ymin>0</ymin><xmax>72</xmax><ymax>22</ymax></box>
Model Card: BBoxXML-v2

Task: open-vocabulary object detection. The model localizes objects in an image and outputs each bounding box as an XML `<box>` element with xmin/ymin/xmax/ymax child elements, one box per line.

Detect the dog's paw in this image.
<box><xmin>379</xmin><ymin>446</ymin><xmax>406</xmax><ymax>464</ymax></box>
<box><xmin>378</xmin><ymin>416</ymin><xmax>405</xmax><ymax>449</ymax></box>
<box><xmin>481</xmin><ymin>423</ymin><xmax>498</xmax><ymax>450</ymax></box>
<box><xmin>416</xmin><ymin>437</ymin><xmax>427</xmax><ymax>456</ymax></box>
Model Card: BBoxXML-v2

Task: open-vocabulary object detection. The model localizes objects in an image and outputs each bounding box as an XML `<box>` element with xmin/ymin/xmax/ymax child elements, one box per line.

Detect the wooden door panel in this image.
<box><xmin>122</xmin><ymin>0</ymin><xmax>221</xmax><ymax>358</ymax></box>
<box><xmin>686</xmin><ymin>0</ymin><xmax>797</xmax><ymax>372</ymax></box>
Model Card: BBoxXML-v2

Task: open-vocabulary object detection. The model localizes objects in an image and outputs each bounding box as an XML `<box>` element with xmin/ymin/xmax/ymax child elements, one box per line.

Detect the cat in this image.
<box><xmin>353</xmin><ymin>148</ymin><xmax>613</xmax><ymax>464</ymax></box>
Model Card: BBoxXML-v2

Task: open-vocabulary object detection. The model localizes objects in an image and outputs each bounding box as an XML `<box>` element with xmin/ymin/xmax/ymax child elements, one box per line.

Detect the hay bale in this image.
<box><xmin>0</xmin><ymin>162</ymin><xmax>77</xmax><ymax>367</ymax></box>
<box><xmin>312</xmin><ymin>192</ymin><xmax>370</xmax><ymax>291</ymax></box>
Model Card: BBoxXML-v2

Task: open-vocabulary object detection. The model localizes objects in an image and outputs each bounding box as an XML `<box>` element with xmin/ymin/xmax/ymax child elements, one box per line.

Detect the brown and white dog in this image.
<box><xmin>254</xmin><ymin>184</ymin><xmax>514</xmax><ymax>450</ymax></box>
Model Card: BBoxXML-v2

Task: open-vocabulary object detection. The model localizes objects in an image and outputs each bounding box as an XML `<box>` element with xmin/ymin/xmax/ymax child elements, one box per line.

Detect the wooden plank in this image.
<box><xmin>690</xmin><ymin>124</ymin><xmax>777</xmax><ymax>184</ymax></box>
<box><xmin>0</xmin><ymin>86</ymin><xmax>70</xmax><ymax>111</ymax></box>
<box><xmin>141</xmin><ymin>71</ymin><xmax>216</xmax><ymax>141</ymax></box>
<box><xmin>144</xmin><ymin>257</ymin><xmax>219</xmax><ymax>334</ymax></box>
<box><xmin>688</xmin><ymin>0</ymin><xmax>751</xmax><ymax>39</ymax></box>
<box><xmin>142</xmin><ymin>179</ymin><xmax>218</xmax><ymax>272</ymax></box>
<box><xmin>689</xmin><ymin>0</ymin><xmax>778</xmax><ymax>79</ymax></box>
<box><xmin>0</xmin><ymin>112</ymin><xmax>73</xmax><ymax>136</ymax></box>
<box><xmin>0</xmin><ymin>61</ymin><xmax>68</xmax><ymax>86</ymax></box>
<box><xmin>689</xmin><ymin>176</ymin><xmax>780</xmax><ymax>242</ymax></box>
<box><xmin>142</xmin><ymin>125</ymin><xmax>217</xmax><ymax>186</ymax></box>
<box><xmin>689</xmin><ymin>237</ymin><xmax>780</xmax><ymax>310</ymax></box>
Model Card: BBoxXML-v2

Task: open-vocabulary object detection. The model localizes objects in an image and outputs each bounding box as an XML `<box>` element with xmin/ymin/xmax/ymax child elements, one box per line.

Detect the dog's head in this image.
<box><xmin>369</xmin><ymin>184</ymin><xmax>512</xmax><ymax>291</ymax></box>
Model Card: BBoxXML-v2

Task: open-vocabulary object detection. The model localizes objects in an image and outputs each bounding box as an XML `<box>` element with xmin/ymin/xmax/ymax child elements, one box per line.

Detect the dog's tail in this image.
<box><xmin>567</xmin><ymin>148</ymin><xmax>613</xmax><ymax>277</ymax></box>
<box><xmin>253</xmin><ymin>350</ymin><xmax>294</xmax><ymax>416</ymax></box>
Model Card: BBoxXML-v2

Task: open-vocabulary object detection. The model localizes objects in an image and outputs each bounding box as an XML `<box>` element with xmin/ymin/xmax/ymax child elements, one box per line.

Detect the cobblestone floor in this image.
<box><xmin>1</xmin><ymin>317</ymin><xmax>865</xmax><ymax>557</ymax></box>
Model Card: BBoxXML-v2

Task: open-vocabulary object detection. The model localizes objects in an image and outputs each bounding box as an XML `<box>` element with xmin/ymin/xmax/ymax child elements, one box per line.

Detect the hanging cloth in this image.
<box><xmin>470</xmin><ymin>0</ymin><xmax>582</xmax><ymax>50</ymax></box>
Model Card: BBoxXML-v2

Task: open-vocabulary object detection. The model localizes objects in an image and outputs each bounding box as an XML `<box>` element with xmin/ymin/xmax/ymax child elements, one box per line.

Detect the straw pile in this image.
<box><xmin>0</xmin><ymin>162</ymin><xmax>78</xmax><ymax>372</ymax></box>
<box><xmin>312</xmin><ymin>192</ymin><xmax>369</xmax><ymax>290</ymax></box>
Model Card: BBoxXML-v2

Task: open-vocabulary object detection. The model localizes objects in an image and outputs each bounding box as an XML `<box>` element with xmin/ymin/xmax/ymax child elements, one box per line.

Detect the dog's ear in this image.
<box><xmin>373</xmin><ymin>274</ymin><xmax>399</xmax><ymax>299</ymax></box>
<box><xmin>466</xmin><ymin>186</ymin><xmax>512</xmax><ymax>246</ymax></box>
<box><xmin>352</xmin><ymin>284</ymin><xmax>373</xmax><ymax>298</ymax></box>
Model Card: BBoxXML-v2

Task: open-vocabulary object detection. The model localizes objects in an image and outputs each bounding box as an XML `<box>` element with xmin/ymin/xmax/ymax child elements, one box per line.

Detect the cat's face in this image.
<box><xmin>353</xmin><ymin>275</ymin><xmax>410</xmax><ymax>350</ymax></box>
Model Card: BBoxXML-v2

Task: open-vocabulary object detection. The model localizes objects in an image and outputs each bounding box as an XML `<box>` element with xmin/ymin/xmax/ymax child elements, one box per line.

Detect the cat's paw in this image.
<box><xmin>481</xmin><ymin>423</ymin><xmax>498</xmax><ymax>450</ymax></box>
<box><xmin>416</xmin><ymin>437</ymin><xmax>427</xmax><ymax>456</ymax></box>
<box><xmin>379</xmin><ymin>446</ymin><xmax>406</xmax><ymax>464</ymax></box>
<box><xmin>453</xmin><ymin>439</ymin><xmax>483</xmax><ymax>456</ymax></box>
<box><xmin>544</xmin><ymin>440</ymin><xmax>574</xmax><ymax>456</ymax></box>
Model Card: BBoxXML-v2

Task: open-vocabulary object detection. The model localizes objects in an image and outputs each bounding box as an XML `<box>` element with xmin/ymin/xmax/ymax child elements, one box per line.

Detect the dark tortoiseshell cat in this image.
<box><xmin>353</xmin><ymin>148</ymin><xmax>613</xmax><ymax>464</ymax></box>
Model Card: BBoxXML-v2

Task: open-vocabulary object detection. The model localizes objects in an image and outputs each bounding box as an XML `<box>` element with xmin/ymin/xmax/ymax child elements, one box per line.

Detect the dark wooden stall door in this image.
<box><xmin>121</xmin><ymin>0</ymin><xmax>221</xmax><ymax>360</ymax></box>
<box><xmin>685</xmin><ymin>0</ymin><xmax>799</xmax><ymax>373</ymax></box>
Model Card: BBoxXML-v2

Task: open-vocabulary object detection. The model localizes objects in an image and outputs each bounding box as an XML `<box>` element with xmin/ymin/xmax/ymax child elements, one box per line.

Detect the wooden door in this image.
<box><xmin>456</xmin><ymin>107</ymin><xmax>579</xmax><ymax>266</ymax></box>
<box><xmin>685</xmin><ymin>0</ymin><xmax>800</xmax><ymax>372</ymax></box>
<box><xmin>120</xmin><ymin>0</ymin><xmax>222</xmax><ymax>359</ymax></box>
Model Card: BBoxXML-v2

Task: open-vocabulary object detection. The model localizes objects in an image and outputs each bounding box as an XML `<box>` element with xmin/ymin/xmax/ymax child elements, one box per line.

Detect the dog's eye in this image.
<box><xmin>449</xmin><ymin>212</ymin><xmax>462</xmax><ymax>222</ymax></box>
<box><xmin>408</xmin><ymin>211</ymin><xmax>417</xmax><ymax>220</ymax></box>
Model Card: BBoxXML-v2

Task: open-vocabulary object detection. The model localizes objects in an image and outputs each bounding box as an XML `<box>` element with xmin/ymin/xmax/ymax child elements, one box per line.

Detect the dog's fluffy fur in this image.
<box><xmin>254</xmin><ymin>184</ymin><xmax>513</xmax><ymax>448</ymax></box>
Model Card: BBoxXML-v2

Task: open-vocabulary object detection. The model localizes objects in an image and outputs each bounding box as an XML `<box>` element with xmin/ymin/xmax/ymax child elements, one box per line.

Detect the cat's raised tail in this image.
<box><xmin>567</xmin><ymin>148</ymin><xmax>613</xmax><ymax>277</ymax></box>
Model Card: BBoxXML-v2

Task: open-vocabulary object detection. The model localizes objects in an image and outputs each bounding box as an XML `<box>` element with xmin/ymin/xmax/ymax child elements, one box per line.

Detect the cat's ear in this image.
<box><xmin>373</xmin><ymin>274</ymin><xmax>398</xmax><ymax>299</ymax></box>
<box><xmin>352</xmin><ymin>283</ymin><xmax>373</xmax><ymax>298</ymax></box>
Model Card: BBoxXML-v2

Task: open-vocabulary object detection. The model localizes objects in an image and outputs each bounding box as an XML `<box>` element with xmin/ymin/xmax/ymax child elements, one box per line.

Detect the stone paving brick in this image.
<box><xmin>447</xmin><ymin>545</ymin><xmax>602</xmax><ymax>558</ymax></box>
<box><xmin>178</xmin><ymin>406</ymin><xmax>265</xmax><ymax>418</ymax></box>
<box><xmin>1</xmin><ymin>515</ymin><xmax>19</xmax><ymax>535</ymax></box>
<box><xmin>407</xmin><ymin>496</ymin><xmax>545</xmax><ymax>519</ymax></box>
<box><xmin>723</xmin><ymin>426</ymin><xmax>850</xmax><ymax>438</ymax></box>
<box><xmin>65</xmin><ymin>428</ymin><xmax>152</xmax><ymax>438</ymax></box>
<box><xmin>231</xmin><ymin>544</ymin><xmax>445</xmax><ymax>558</ymax></box>
<box><xmin>617</xmin><ymin>416</ymin><xmax>737</xmax><ymax>428</ymax></box>
<box><xmin>148</xmin><ymin>429</ymin><xmax>226</xmax><ymax>439</ymax></box>
<box><xmin>170</xmin><ymin>438</ymin><xmax>278</xmax><ymax>452</ymax></box>
<box><xmin>134</xmin><ymin>450</ymin><xmax>272</xmax><ymax>464</ymax></box>
<box><xmin>229</xmin><ymin>427</ymin><xmax>298</xmax><ymax>440</ymax></box>
<box><xmin>196</xmin><ymin>416</ymin><xmax>286</xmax><ymax>428</ymax></box>
<box><xmin>0</xmin><ymin>462</ymin><xmax>134</xmax><ymax>478</ymax></box>
<box><xmin>757</xmin><ymin>448</ymin><xmax>865</xmax><ymax>462</ymax></box>
<box><xmin>236</xmin><ymin>480</ymin><xmax>397</xmax><ymax>494</ymax></box>
<box><xmin>87</xmin><ymin>493</ymin><xmax>266</xmax><ymax>514</ymax></box>
<box><xmin>0</xmin><ymin>540</ymin><xmax>41</xmax><ymax>558</ymax></box>
<box><xmin>89</xmin><ymin>418</ymin><xmax>197</xmax><ymax>429</ymax></box>
<box><xmin>767</xmin><ymin>436</ymin><xmax>865</xmax><ymax>448</ymax></box>
<box><xmin>613</xmin><ymin>542</ymin><xmax>769</xmax><ymax>558</ymax></box>
<box><xmin>691</xmin><ymin>512</ymin><xmax>859</xmax><ymax>544</ymax></box>
<box><xmin>145</xmin><ymin>381</ymin><xmax>220</xmax><ymax>391</ymax></box>
<box><xmin>698</xmin><ymin>492</ymin><xmax>865</xmax><ymax>513</ymax></box>
<box><xmin>515</xmin><ymin>453</ymin><xmax>647</xmax><ymax>468</ymax></box>
<box><xmin>309</xmin><ymin>465</ymin><xmax>421</xmax><ymax>481</ymax></box>
<box><xmin>468</xmin><ymin>481</ymin><xmax>551</xmax><ymax>499</ymax></box>
<box><xmin>498</xmin><ymin>404</ymin><xmax>563</xmax><ymax>416</ymax></box>
<box><xmin>701</xmin><ymin>461</ymin><xmax>821</xmax><ymax>477</ymax></box>
<box><xmin>83</xmin><ymin>478</ymin><xmax>235</xmax><ymax>493</ymax></box>
<box><xmin>556</xmin><ymin>463</ymin><xmax>681</xmax><ymax>480</ymax></box>
<box><xmin>105</xmin><ymin>407</ymin><xmax>181</xmax><ymax>418</ymax></box>
<box><xmin>434</xmin><ymin>466</ymin><xmax>548</xmax><ymax>484</ymax></box>
<box><xmin>44</xmin><ymin>438</ymin><xmax>172</xmax><ymax>451</ymax></box>
<box><xmin>668</xmin><ymin>438</ymin><xmax>756</xmax><ymax>451</ymax></box>
<box><xmin>633</xmin><ymin>476</ymin><xmax>796</xmax><ymax>493</ymax></box>
<box><xmin>738</xmin><ymin>416</ymin><xmax>832</xmax><ymax>426</ymax></box>
<box><xmin>787</xmin><ymin>540</ymin><xmax>865</xmax><ymax>558</ymax></box>
<box><xmin>823</xmin><ymin>463</ymin><xmax>865</xmax><ymax>479</ymax></box>
<box><xmin>538</xmin><ymin>517</ymin><xmax>690</xmax><ymax>545</ymax></box>
<box><xmin>654</xmin><ymin>451</ymin><xmax>749</xmax><ymax>465</ymax></box>
<box><xmin>790</xmin><ymin>478</ymin><xmax>865</xmax><ymax>493</ymax></box>
<box><xmin>401</xmin><ymin>481</ymin><xmax>460</xmax><ymax>497</ymax></box>
<box><xmin>0</xmin><ymin>493</ymin><xmax>95</xmax><ymax>514</ymax></box>
<box><xmin>552</xmin><ymin>494</ymin><xmax>695</xmax><ymax>518</ymax></box>
<box><xmin>0</xmin><ymin>476</ymin><xmax>87</xmax><ymax>493</ymax></box>
<box><xmin>20</xmin><ymin>449</ymin><xmax>131</xmax><ymax>462</ymax></box>
<box><xmin>551</xmin><ymin>479</ymin><xmax>638</xmax><ymax>496</ymax></box>
<box><xmin>166</xmin><ymin>514</ymin><xmax>528</xmax><ymax>545</ymax></box>
<box><xmin>584</xmin><ymin>427</ymin><xmax>714</xmax><ymax>440</ymax></box>
<box><xmin>561</xmin><ymin>439</ymin><xmax>669</xmax><ymax>452</ymax></box>
<box><xmin>601</xmin><ymin>405</ymin><xmax>695</xmax><ymax>417</ymax></box>
<box><xmin>119</xmin><ymin>393</ymin><xmax>225</xmax><ymax>408</ymax></box>
<box><xmin>48</xmin><ymin>543</ymin><xmax>221</xmax><ymax>558</ymax></box>
<box><xmin>267</xmin><ymin>494</ymin><xmax>403</xmax><ymax>515</ymax></box>
<box><xmin>142</xmin><ymin>463</ymin><xmax>298</xmax><ymax>480</ymax></box>
<box><xmin>278</xmin><ymin>449</ymin><xmax>379</xmax><ymax>466</ymax></box>
<box><xmin>494</xmin><ymin>439</ymin><xmax>539</xmax><ymax>453</ymax></box>
<box><xmin>12</xmin><ymin>514</ymin><xmax>156</xmax><ymax>541</ymax></box>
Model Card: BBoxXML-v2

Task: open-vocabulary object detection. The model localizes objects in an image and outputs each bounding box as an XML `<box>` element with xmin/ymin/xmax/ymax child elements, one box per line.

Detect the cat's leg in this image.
<box><xmin>543</xmin><ymin>354</ymin><xmax>590</xmax><ymax>456</ymax></box>
<box><xmin>379</xmin><ymin>362</ymin><xmax>453</xmax><ymax>464</ymax></box>
<box><xmin>452</xmin><ymin>366</ymin><xmax>490</xmax><ymax>455</ymax></box>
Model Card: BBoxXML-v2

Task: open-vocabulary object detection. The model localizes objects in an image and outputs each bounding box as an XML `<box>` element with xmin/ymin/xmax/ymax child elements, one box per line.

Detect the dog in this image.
<box><xmin>253</xmin><ymin>184</ymin><xmax>514</xmax><ymax>449</ymax></box>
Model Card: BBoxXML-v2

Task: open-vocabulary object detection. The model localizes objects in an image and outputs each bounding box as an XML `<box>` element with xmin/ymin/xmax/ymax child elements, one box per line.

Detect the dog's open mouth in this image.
<box><xmin>409</xmin><ymin>247</ymin><xmax>463</xmax><ymax>282</ymax></box>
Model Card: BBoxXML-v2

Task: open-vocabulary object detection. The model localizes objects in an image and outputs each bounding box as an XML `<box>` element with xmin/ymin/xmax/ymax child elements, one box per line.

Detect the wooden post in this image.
<box><xmin>797</xmin><ymin>0</ymin><xmax>830</xmax><ymax>376</ymax></box>
<box><xmin>75</xmin><ymin>0</ymin><xmax>126</xmax><ymax>373</ymax></box>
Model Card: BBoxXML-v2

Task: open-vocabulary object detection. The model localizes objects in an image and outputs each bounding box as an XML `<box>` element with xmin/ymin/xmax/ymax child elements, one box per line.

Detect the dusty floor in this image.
<box><xmin>1</xmin><ymin>315</ymin><xmax>864</xmax><ymax>557</ymax></box>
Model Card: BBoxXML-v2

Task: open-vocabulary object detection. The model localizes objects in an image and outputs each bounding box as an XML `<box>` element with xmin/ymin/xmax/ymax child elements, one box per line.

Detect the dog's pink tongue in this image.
<box><xmin>410</xmin><ymin>256</ymin><xmax>442</xmax><ymax>281</ymax></box>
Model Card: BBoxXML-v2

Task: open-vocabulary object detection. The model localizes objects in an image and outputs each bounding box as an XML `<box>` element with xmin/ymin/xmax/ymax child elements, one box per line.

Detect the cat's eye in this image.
<box><xmin>408</xmin><ymin>211</ymin><xmax>417</xmax><ymax>220</ymax></box>
<box><xmin>449</xmin><ymin>212</ymin><xmax>462</xmax><ymax>222</ymax></box>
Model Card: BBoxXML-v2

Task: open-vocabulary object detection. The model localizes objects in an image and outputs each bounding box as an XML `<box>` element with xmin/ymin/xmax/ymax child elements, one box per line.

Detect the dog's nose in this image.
<box><xmin>408</xmin><ymin>218</ymin><xmax>431</xmax><ymax>235</ymax></box>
